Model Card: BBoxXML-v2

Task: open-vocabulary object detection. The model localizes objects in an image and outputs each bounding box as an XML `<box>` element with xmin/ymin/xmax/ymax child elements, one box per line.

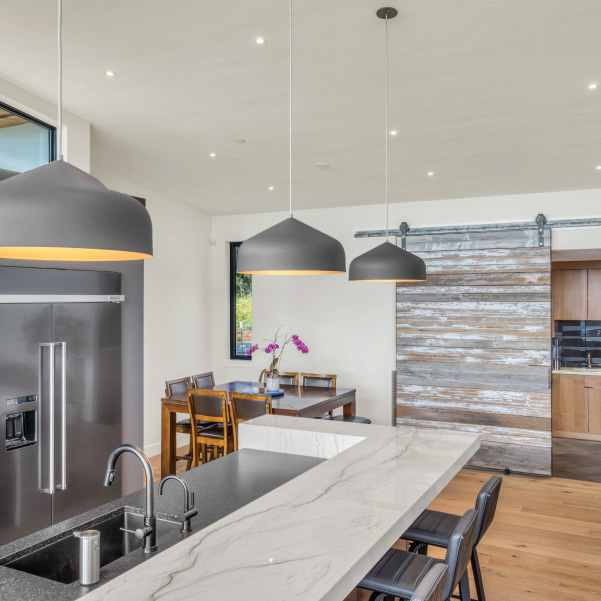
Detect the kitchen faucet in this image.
<box><xmin>158</xmin><ymin>475</ymin><xmax>198</xmax><ymax>533</ymax></box>
<box><xmin>104</xmin><ymin>444</ymin><xmax>157</xmax><ymax>553</ymax></box>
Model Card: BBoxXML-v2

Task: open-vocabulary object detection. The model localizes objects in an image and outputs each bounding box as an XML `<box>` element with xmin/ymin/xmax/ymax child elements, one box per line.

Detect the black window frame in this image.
<box><xmin>229</xmin><ymin>242</ymin><xmax>252</xmax><ymax>361</ymax></box>
<box><xmin>0</xmin><ymin>101</ymin><xmax>57</xmax><ymax>166</ymax></box>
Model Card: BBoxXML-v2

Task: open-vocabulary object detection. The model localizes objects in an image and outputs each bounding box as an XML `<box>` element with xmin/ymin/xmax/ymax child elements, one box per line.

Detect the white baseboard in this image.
<box><xmin>145</xmin><ymin>433</ymin><xmax>189</xmax><ymax>458</ymax></box>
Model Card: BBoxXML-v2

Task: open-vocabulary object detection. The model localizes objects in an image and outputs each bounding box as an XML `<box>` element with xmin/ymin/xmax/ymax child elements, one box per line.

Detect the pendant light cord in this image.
<box><xmin>384</xmin><ymin>11</ymin><xmax>389</xmax><ymax>242</ymax></box>
<box><xmin>57</xmin><ymin>0</ymin><xmax>63</xmax><ymax>161</ymax></box>
<box><xmin>289</xmin><ymin>0</ymin><xmax>293</xmax><ymax>218</ymax></box>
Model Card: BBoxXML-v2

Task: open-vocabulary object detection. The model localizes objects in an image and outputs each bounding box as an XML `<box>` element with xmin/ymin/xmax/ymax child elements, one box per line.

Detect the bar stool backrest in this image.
<box><xmin>191</xmin><ymin>372</ymin><xmax>215</xmax><ymax>389</ymax></box>
<box><xmin>473</xmin><ymin>476</ymin><xmax>502</xmax><ymax>546</ymax></box>
<box><xmin>411</xmin><ymin>564</ymin><xmax>448</xmax><ymax>601</ymax></box>
<box><xmin>443</xmin><ymin>509</ymin><xmax>478</xmax><ymax>601</ymax></box>
<box><xmin>166</xmin><ymin>377</ymin><xmax>191</xmax><ymax>396</ymax></box>
<box><xmin>301</xmin><ymin>373</ymin><xmax>336</xmax><ymax>388</ymax></box>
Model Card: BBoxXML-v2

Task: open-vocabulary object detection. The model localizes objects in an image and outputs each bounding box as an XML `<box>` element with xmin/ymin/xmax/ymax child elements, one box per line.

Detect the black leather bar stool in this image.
<box><xmin>401</xmin><ymin>476</ymin><xmax>502</xmax><ymax>601</ymax></box>
<box><xmin>370</xmin><ymin>564</ymin><xmax>448</xmax><ymax>601</ymax></box>
<box><xmin>359</xmin><ymin>509</ymin><xmax>477</xmax><ymax>601</ymax></box>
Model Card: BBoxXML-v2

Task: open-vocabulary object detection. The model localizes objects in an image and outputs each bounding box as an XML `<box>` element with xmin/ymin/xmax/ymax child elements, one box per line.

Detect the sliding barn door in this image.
<box><xmin>396</xmin><ymin>231</ymin><xmax>551</xmax><ymax>475</ymax></box>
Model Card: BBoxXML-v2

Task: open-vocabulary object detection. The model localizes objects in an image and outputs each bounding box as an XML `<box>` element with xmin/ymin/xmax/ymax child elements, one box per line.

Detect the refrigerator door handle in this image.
<box><xmin>39</xmin><ymin>343</ymin><xmax>56</xmax><ymax>495</ymax></box>
<box><xmin>56</xmin><ymin>342</ymin><xmax>67</xmax><ymax>491</ymax></box>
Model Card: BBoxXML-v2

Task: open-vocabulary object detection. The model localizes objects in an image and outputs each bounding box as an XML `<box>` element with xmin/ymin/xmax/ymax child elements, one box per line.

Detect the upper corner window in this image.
<box><xmin>0</xmin><ymin>102</ymin><xmax>55</xmax><ymax>172</ymax></box>
<box><xmin>230</xmin><ymin>242</ymin><xmax>253</xmax><ymax>360</ymax></box>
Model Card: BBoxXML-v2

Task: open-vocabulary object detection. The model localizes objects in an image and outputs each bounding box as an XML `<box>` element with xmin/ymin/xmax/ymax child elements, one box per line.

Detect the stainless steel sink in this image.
<box><xmin>2</xmin><ymin>508</ymin><xmax>181</xmax><ymax>585</ymax></box>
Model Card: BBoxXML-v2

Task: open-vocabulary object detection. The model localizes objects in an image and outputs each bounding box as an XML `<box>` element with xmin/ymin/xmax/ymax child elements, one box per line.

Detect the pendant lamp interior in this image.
<box><xmin>0</xmin><ymin>0</ymin><xmax>152</xmax><ymax>262</ymax></box>
<box><xmin>236</xmin><ymin>0</ymin><xmax>345</xmax><ymax>275</ymax></box>
<box><xmin>349</xmin><ymin>7</ymin><xmax>426</xmax><ymax>283</ymax></box>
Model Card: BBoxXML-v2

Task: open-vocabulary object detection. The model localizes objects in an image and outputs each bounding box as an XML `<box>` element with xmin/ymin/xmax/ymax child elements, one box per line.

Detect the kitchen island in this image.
<box><xmin>1</xmin><ymin>416</ymin><xmax>479</xmax><ymax>601</ymax></box>
<box><xmin>83</xmin><ymin>416</ymin><xmax>479</xmax><ymax>600</ymax></box>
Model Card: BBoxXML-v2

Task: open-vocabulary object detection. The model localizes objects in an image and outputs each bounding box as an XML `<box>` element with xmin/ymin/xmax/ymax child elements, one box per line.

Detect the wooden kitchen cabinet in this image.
<box><xmin>588</xmin><ymin>386</ymin><xmax>601</xmax><ymax>435</ymax></box>
<box><xmin>552</xmin><ymin>269</ymin><xmax>588</xmax><ymax>321</ymax></box>
<box><xmin>552</xmin><ymin>374</ymin><xmax>588</xmax><ymax>434</ymax></box>
<box><xmin>552</xmin><ymin>374</ymin><xmax>601</xmax><ymax>439</ymax></box>
<box><xmin>588</xmin><ymin>269</ymin><xmax>601</xmax><ymax>320</ymax></box>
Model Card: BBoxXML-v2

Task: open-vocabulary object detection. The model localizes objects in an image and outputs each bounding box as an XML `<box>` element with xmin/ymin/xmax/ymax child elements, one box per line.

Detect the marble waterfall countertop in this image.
<box><xmin>82</xmin><ymin>416</ymin><xmax>480</xmax><ymax>601</ymax></box>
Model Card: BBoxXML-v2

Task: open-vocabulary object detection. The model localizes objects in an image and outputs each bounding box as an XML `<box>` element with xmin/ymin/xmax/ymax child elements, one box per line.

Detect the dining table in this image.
<box><xmin>160</xmin><ymin>380</ymin><xmax>357</xmax><ymax>477</ymax></box>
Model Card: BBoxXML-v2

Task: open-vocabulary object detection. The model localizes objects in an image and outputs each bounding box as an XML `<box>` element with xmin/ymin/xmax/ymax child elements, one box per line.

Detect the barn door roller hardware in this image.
<box><xmin>354</xmin><ymin>215</ymin><xmax>601</xmax><ymax>240</ymax></box>
<box><xmin>535</xmin><ymin>214</ymin><xmax>547</xmax><ymax>247</ymax></box>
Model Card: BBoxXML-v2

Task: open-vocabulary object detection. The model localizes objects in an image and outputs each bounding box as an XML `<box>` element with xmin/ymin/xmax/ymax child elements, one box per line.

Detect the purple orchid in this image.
<box><xmin>250</xmin><ymin>328</ymin><xmax>310</xmax><ymax>383</ymax></box>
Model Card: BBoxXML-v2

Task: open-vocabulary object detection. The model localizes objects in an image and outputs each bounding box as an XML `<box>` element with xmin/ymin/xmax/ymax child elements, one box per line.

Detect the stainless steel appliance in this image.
<box><xmin>0</xmin><ymin>267</ymin><xmax>123</xmax><ymax>546</ymax></box>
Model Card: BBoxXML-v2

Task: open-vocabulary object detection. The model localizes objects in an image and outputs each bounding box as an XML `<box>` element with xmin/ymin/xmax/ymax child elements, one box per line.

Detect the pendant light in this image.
<box><xmin>0</xmin><ymin>0</ymin><xmax>152</xmax><ymax>262</ymax></box>
<box><xmin>349</xmin><ymin>8</ymin><xmax>426</xmax><ymax>282</ymax></box>
<box><xmin>236</xmin><ymin>0</ymin><xmax>345</xmax><ymax>275</ymax></box>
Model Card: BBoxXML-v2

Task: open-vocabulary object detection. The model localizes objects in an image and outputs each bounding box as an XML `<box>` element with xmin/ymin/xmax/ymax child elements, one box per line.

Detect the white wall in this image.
<box><xmin>211</xmin><ymin>188</ymin><xmax>601</xmax><ymax>426</ymax></box>
<box><xmin>91</xmin><ymin>169</ymin><xmax>213</xmax><ymax>456</ymax></box>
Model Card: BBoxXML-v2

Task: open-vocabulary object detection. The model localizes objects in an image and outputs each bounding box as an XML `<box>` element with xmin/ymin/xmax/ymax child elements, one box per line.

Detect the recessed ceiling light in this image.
<box><xmin>268</xmin><ymin>186</ymin><xmax>274</xmax><ymax>191</ymax></box>
<box><xmin>255</xmin><ymin>37</ymin><xmax>265</xmax><ymax>44</ymax></box>
<box><xmin>596</xmin><ymin>165</ymin><xmax>601</xmax><ymax>170</ymax></box>
<box><xmin>209</xmin><ymin>153</ymin><xmax>216</xmax><ymax>157</ymax></box>
<box><xmin>588</xmin><ymin>83</ymin><xmax>598</xmax><ymax>90</ymax></box>
<box><xmin>105</xmin><ymin>71</ymin><xmax>115</xmax><ymax>77</ymax></box>
<box><xmin>389</xmin><ymin>130</ymin><xmax>397</xmax><ymax>135</ymax></box>
<box><xmin>427</xmin><ymin>171</ymin><xmax>434</xmax><ymax>177</ymax></box>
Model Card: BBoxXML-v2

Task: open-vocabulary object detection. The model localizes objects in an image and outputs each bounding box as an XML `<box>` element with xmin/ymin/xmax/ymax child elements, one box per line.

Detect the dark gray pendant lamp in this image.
<box><xmin>236</xmin><ymin>0</ymin><xmax>345</xmax><ymax>275</ymax></box>
<box><xmin>349</xmin><ymin>7</ymin><xmax>426</xmax><ymax>282</ymax></box>
<box><xmin>0</xmin><ymin>0</ymin><xmax>152</xmax><ymax>262</ymax></box>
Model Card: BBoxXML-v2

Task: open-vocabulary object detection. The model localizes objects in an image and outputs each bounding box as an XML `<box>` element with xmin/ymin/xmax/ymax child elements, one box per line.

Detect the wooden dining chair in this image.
<box><xmin>230</xmin><ymin>393</ymin><xmax>273</xmax><ymax>451</ymax></box>
<box><xmin>165</xmin><ymin>377</ymin><xmax>194</xmax><ymax>469</ymax></box>
<box><xmin>301</xmin><ymin>373</ymin><xmax>337</xmax><ymax>388</ymax></box>
<box><xmin>191</xmin><ymin>371</ymin><xmax>215</xmax><ymax>389</ymax></box>
<box><xmin>263</xmin><ymin>371</ymin><xmax>299</xmax><ymax>386</ymax></box>
<box><xmin>187</xmin><ymin>389</ymin><xmax>233</xmax><ymax>465</ymax></box>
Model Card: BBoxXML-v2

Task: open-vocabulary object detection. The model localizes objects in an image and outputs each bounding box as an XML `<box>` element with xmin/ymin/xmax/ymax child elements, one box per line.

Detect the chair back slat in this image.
<box><xmin>473</xmin><ymin>476</ymin><xmax>502</xmax><ymax>546</ymax></box>
<box><xmin>191</xmin><ymin>372</ymin><xmax>215</xmax><ymax>389</ymax></box>
<box><xmin>301</xmin><ymin>373</ymin><xmax>336</xmax><ymax>388</ymax></box>
<box><xmin>166</xmin><ymin>377</ymin><xmax>191</xmax><ymax>396</ymax></box>
<box><xmin>410</xmin><ymin>564</ymin><xmax>448</xmax><ymax>601</ymax></box>
<box><xmin>443</xmin><ymin>509</ymin><xmax>478</xmax><ymax>600</ymax></box>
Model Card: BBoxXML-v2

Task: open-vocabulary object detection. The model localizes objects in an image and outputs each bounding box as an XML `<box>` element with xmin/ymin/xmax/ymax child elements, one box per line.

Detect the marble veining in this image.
<box><xmin>80</xmin><ymin>416</ymin><xmax>479</xmax><ymax>601</ymax></box>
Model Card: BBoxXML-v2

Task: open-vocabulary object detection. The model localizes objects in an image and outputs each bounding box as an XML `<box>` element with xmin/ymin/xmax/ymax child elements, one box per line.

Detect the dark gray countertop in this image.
<box><xmin>0</xmin><ymin>449</ymin><xmax>324</xmax><ymax>601</ymax></box>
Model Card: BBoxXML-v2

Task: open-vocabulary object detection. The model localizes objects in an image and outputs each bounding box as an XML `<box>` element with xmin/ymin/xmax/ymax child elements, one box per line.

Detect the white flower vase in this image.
<box><xmin>265</xmin><ymin>374</ymin><xmax>280</xmax><ymax>392</ymax></box>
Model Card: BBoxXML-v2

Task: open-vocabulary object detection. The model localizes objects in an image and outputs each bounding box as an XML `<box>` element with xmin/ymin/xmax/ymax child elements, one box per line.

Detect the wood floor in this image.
<box><xmin>150</xmin><ymin>446</ymin><xmax>601</xmax><ymax>601</ymax></box>
<box><xmin>553</xmin><ymin>437</ymin><xmax>601</xmax><ymax>483</ymax></box>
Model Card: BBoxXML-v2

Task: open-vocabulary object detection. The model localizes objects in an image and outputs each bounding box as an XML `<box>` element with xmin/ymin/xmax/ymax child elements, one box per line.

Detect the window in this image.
<box><xmin>0</xmin><ymin>102</ymin><xmax>55</xmax><ymax>172</ymax></box>
<box><xmin>230</xmin><ymin>242</ymin><xmax>252</xmax><ymax>360</ymax></box>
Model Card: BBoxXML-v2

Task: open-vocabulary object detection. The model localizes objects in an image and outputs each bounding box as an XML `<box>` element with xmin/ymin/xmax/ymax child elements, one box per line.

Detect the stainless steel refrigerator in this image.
<box><xmin>0</xmin><ymin>267</ymin><xmax>123</xmax><ymax>546</ymax></box>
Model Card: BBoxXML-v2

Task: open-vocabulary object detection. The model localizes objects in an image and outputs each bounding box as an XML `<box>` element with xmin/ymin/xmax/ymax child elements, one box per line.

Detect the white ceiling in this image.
<box><xmin>2</xmin><ymin>1</ymin><xmax>601</xmax><ymax>215</ymax></box>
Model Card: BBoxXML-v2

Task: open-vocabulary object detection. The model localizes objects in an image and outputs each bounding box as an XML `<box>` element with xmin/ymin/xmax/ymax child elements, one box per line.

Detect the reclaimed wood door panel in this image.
<box><xmin>396</xmin><ymin>345</ymin><xmax>549</xmax><ymax>366</ymax></box>
<box><xmin>396</xmin><ymin>239</ymin><xmax>551</xmax><ymax>475</ymax></box>
<box><xmin>397</xmin><ymin>384</ymin><xmax>551</xmax><ymax>417</ymax></box>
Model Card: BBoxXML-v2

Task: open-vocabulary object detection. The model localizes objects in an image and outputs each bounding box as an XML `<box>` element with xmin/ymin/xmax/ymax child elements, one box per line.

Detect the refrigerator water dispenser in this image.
<box><xmin>5</xmin><ymin>400</ymin><xmax>36</xmax><ymax>451</ymax></box>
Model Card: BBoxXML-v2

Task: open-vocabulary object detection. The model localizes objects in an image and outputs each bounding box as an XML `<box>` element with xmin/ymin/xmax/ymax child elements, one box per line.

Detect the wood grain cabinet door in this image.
<box><xmin>588</xmin><ymin>269</ymin><xmax>601</xmax><ymax>320</ymax></box>
<box><xmin>552</xmin><ymin>269</ymin><xmax>588</xmax><ymax>321</ymax></box>
<box><xmin>587</xmin><ymin>380</ymin><xmax>601</xmax><ymax>435</ymax></box>
<box><xmin>552</xmin><ymin>374</ymin><xmax>588</xmax><ymax>434</ymax></box>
